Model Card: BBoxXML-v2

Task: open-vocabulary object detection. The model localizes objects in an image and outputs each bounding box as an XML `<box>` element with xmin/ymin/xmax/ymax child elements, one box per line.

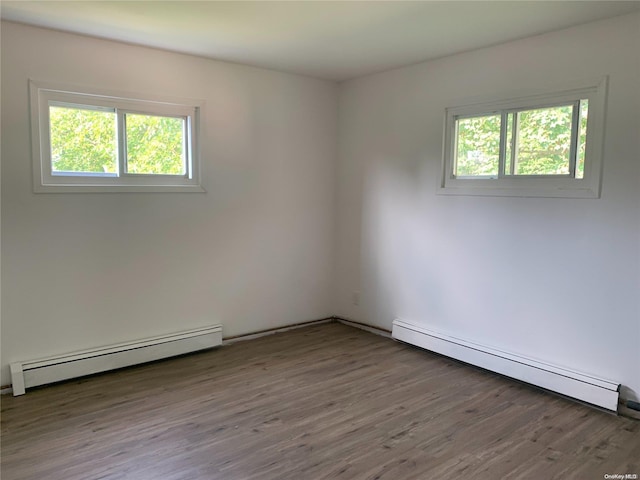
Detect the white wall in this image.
<box><xmin>1</xmin><ymin>22</ymin><xmax>337</xmax><ymax>386</ymax></box>
<box><xmin>335</xmin><ymin>13</ymin><xmax>640</xmax><ymax>399</ymax></box>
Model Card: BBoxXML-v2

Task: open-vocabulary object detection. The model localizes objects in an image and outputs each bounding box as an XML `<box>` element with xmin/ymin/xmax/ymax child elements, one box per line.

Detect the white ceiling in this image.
<box><xmin>2</xmin><ymin>1</ymin><xmax>639</xmax><ymax>81</ymax></box>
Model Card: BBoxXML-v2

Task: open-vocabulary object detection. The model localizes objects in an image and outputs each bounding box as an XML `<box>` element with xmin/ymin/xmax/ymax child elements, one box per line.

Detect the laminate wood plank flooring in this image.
<box><xmin>1</xmin><ymin>322</ymin><xmax>638</xmax><ymax>480</ymax></box>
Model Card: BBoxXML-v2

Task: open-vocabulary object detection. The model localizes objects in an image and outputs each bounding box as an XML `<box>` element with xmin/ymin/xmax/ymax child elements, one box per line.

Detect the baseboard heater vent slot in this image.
<box><xmin>10</xmin><ymin>325</ymin><xmax>222</xmax><ymax>396</ymax></box>
<box><xmin>392</xmin><ymin>319</ymin><xmax>619</xmax><ymax>411</ymax></box>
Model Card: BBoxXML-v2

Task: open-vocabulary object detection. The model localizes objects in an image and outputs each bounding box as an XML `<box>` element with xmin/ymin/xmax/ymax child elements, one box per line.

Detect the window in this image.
<box><xmin>30</xmin><ymin>81</ymin><xmax>204</xmax><ymax>192</ymax></box>
<box><xmin>440</xmin><ymin>77</ymin><xmax>607</xmax><ymax>198</ymax></box>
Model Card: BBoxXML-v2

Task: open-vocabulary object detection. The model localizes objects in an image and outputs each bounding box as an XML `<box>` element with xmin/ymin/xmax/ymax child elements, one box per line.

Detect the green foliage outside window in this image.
<box><xmin>125</xmin><ymin>114</ymin><xmax>185</xmax><ymax>175</ymax></box>
<box><xmin>514</xmin><ymin>105</ymin><xmax>572</xmax><ymax>175</ymax></box>
<box><xmin>50</xmin><ymin>106</ymin><xmax>117</xmax><ymax>174</ymax></box>
<box><xmin>455</xmin><ymin>115</ymin><xmax>501</xmax><ymax>177</ymax></box>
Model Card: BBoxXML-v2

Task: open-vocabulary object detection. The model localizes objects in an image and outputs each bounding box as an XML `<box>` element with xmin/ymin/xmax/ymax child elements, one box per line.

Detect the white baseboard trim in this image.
<box><xmin>10</xmin><ymin>325</ymin><xmax>222</xmax><ymax>396</ymax></box>
<box><xmin>392</xmin><ymin>319</ymin><xmax>620</xmax><ymax>411</ymax></box>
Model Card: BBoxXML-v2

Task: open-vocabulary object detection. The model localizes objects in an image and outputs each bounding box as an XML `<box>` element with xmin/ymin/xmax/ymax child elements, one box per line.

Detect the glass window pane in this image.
<box><xmin>49</xmin><ymin>105</ymin><xmax>117</xmax><ymax>174</ymax></box>
<box><xmin>454</xmin><ymin>114</ymin><xmax>501</xmax><ymax>177</ymax></box>
<box><xmin>125</xmin><ymin>114</ymin><xmax>186</xmax><ymax>175</ymax></box>
<box><xmin>576</xmin><ymin>100</ymin><xmax>588</xmax><ymax>179</ymax></box>
<box><xmin>513</xmin><ymin>105</ymin><xmax>573</xmax><ymax>175</ymax></box>
<box><xmin>504</xmin><ymin>112</ymin><xmax>514</xmax><ymax>175</ymax></box>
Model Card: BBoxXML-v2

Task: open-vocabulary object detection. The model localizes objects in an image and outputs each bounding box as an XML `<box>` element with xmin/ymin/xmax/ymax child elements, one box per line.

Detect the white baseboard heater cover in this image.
<box><xmin>392</xmin><ymin>319</ymin><xmax>620</xmax><ymax>411</ymax></box>
<box><xmin>10</xmin><ymin>325</ymin><xmax>222</xmax><ymax>396</ymax></box>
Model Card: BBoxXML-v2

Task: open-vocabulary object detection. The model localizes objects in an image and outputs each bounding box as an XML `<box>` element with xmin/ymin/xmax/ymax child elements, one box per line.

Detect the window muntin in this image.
<box><xmin>440</xmin><ymin>78</ymin><xmax>607</xmax><ymax>198</ymax></box>
<box><xmin>30</xmin><ymin>81</ymin><xmax>203</xmax><ymax>192</ymax></box>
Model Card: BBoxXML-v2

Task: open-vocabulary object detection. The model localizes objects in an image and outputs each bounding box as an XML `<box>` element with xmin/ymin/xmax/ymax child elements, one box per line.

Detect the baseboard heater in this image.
<box><xmin>392</xmin><ymin>319</ymin><xmax>619</xmax><ymax>411</ymax></box>
<box><xmin>10</xmin><ymin>324</ymin><xmax>222</xmax><ymax>396</ymax></box>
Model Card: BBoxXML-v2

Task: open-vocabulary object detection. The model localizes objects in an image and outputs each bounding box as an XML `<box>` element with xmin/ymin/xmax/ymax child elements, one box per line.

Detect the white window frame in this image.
<box><xmin>30</xmin><ymin>80</ymin><xmax>205</xmax><ymax>193</ymax></box>
<box><xmin>439</xmin><ymin>77</ymin><xmax>608</xmax><ymax>198</ymax></box>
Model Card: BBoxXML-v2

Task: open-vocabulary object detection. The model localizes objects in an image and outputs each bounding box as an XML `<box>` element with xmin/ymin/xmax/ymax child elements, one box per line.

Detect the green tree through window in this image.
<box><xmin>50</xmin><ymin>106</ymin><xmax>117</xmax><ymax>174</ymax></box>
<box><xmin>126</xmin><ymin>114</ymin><xmax>185</xmax><ymax>175</ymax></box>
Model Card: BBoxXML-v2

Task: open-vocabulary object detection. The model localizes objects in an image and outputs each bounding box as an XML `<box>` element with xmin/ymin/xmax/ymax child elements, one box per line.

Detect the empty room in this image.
<box><xmin>1</xmin><ymin>1</ymin><xmax>639</xmax><ymax>479</ymax></box>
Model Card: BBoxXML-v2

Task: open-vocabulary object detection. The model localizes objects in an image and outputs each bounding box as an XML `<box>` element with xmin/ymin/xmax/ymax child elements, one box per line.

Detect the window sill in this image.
<box><xmin>436</xmin><ymin>184</ymin><xmax>599</xmax><ymax>199</ymax></box>
<box><xmin>34</xmin><ymin>183</ymin><xmax>207</xmax><ymax>194</ymax></box>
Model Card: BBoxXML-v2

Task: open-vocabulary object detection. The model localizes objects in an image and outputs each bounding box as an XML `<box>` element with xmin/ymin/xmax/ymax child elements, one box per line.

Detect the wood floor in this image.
<box><xmin>2</xmin><ymin>322</ymin><xmax>638</xmax><ymax>480</ymax></box>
